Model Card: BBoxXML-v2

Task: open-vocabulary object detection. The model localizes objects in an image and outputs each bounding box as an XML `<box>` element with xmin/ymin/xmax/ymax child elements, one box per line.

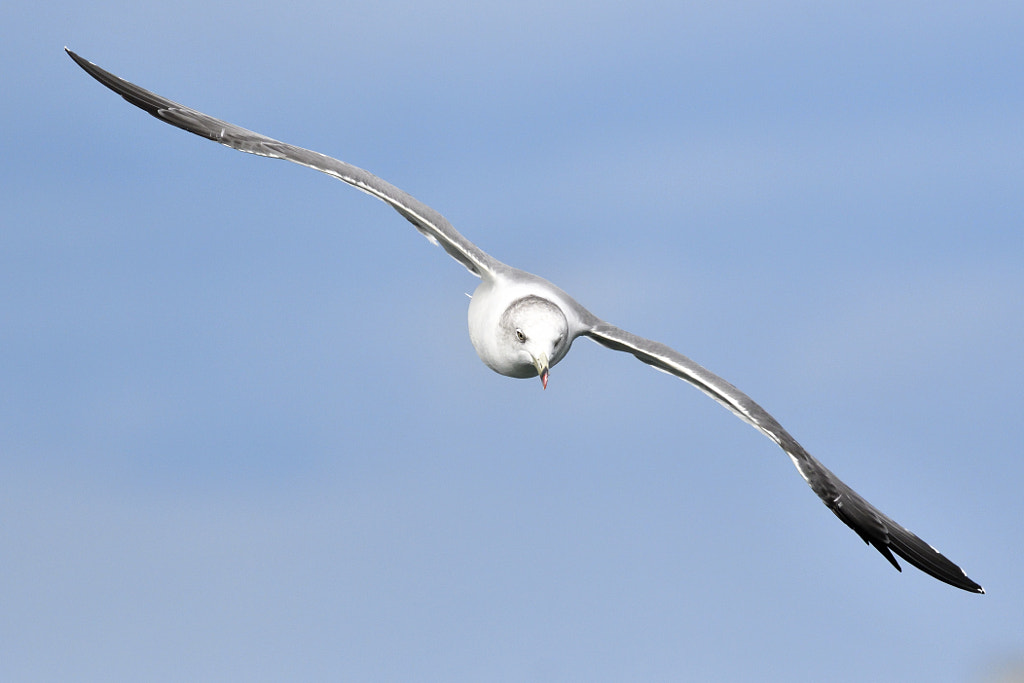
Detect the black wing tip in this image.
<box><xmin>65</xmin><ymin>48</ymin><xmax>119</xmax><ymax>93</ymax></box>
<box><xmin>65</xmin><ymin>47</ymin><xmax>93</xmax><ymax>71</ymax></box>
<box><xmin>65</xmin><ymin>47</ymin><xmax>185</xmax><ymax>130</ymax></box>
<box><xmin>927</xmin><ymin>568</ymin><xmax>985</xmax><ymax>595</ymax></box>
<box><xmin>65</xmin><ymin>47</ymin><xmax>85</xmax><ymax>66</ymax></box>
<box><xmin>826</xmin><ymin>490</ymin><xmax>984</xmax><ymax>594</ymax></box>
<box><xmin>866</xmin><ymin>537</ymin><xmax>984</xmax><ymax>594</ymax></box>
<box><xmin>871</xmin><ymin>540</ymin><xmax>903</xmax><ymax>573</ymax></box>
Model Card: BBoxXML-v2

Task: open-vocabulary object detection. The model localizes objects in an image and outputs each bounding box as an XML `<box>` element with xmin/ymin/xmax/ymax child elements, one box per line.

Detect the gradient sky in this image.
<box><xmin>3</xmin><ymin>2</ymin><xmax>1023</xmax><ymax>681</ymax></box>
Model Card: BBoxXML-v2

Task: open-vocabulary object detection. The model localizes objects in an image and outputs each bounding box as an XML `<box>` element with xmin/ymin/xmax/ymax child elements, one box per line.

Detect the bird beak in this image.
<box><xmin>533</xmin><ymin>353</ymin><xmax>549</xmax><ymax>390</ymax></box>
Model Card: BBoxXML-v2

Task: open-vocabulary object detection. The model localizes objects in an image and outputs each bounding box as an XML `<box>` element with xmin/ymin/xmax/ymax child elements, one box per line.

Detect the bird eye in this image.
<box><xmin>515</xmin><ymin>328</ymin><xmax>526</xmax><ymax>343</ymax></box>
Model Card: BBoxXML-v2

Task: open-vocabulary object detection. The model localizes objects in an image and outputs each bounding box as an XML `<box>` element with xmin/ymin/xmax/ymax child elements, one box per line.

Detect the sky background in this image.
<box><xmin>3</xmin><ymin>2</ymin><xmax>1023</xmax><ymax>681</ymax></box>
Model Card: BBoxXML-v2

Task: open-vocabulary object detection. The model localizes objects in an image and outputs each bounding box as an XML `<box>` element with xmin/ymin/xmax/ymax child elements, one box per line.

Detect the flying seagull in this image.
<box><xmin>66</xmin><ymin>48</ymin><xmax>983</xmax><ymax>594</ymax></box>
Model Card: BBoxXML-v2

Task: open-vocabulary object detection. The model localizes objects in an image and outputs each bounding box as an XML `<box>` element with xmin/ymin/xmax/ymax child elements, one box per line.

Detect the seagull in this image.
<box><xmin>66</xmin><ymin>48</ymin><xmax>983</xmax><ymax>594</ymax></box>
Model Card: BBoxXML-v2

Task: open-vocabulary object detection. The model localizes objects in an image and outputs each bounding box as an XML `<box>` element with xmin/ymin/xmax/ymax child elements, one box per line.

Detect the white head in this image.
<box><xmin>497</xmin><ymin>295</ymin><xmax>570</xmax><ymax>388</ymax></box>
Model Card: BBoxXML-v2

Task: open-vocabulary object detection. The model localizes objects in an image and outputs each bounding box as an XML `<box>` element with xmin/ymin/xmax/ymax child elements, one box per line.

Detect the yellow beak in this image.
<box><xmin>533</xmin><ymin>353</ymin><xmax>549</xmax><ymax>390</ymax></box>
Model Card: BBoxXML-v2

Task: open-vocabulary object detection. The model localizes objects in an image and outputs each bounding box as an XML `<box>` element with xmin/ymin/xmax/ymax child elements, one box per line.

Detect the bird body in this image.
<box><xmin>469</xmin><ymin>268</ymin><xmax>585</xmax><ymax>383</ymax></box>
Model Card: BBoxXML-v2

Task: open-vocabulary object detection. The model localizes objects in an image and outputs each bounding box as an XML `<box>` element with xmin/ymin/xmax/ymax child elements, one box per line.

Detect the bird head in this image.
<box><xmin>499</xmin><ymin>295</ymin><xmax>569</xmax><ymax>389</ymax></box>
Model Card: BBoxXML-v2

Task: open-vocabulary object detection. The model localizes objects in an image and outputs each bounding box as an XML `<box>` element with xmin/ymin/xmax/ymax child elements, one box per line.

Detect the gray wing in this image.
<box><xmin>66</xmin><ymin>49</ymin><xmax>500</xmax><ymax>279</ymax></box>
<box><xmin>586</xmin><ymin>321</ymin><xmax>983</xmax><ymax>593</ymax></box>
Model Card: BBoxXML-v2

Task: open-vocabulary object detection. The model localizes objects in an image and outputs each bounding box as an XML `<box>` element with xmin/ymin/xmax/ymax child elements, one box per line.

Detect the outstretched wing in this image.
<box><xmin>66</xmin><ymin>49</ymin><xmax>501</xmax><ymax>279</ymax></box>
<box><xmin>586</xmin><ymin>321</ymin><xmax>983</xmax><ymax>593</ymax></box>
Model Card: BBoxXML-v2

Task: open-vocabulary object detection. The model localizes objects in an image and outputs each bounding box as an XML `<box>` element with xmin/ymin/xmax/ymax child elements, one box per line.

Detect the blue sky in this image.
<box><xmin>3</xmin><ymin>2</ymin><xmax>1023</xmax><ymax>680</ymax></box>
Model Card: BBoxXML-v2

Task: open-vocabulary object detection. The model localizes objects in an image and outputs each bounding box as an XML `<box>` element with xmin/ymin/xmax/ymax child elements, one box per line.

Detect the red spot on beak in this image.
<box><xmin>540</xmin><ymin>369</ymin><xmax>549</xmax><ymax>390</ymax></box>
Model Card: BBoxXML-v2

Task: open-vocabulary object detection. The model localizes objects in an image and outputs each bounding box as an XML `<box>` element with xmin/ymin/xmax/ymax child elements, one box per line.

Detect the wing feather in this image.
<box><xmin>586</xmin><ymin>321</ymin><xmax>983</xmax><ymax>593</ymax></box>
<box><xmin>66</xmin><ymin>49</ymin><xmax>499</xmax><ymax>278</ymax></box>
